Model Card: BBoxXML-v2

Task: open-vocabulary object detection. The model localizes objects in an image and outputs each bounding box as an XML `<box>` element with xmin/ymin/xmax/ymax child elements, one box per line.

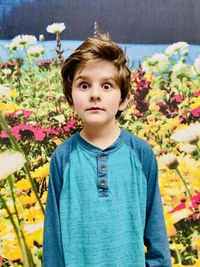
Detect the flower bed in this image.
<box><xmin>0</xmin><ymin>23</ymin><xmax>199</xmax><ymax>266</ymax></box>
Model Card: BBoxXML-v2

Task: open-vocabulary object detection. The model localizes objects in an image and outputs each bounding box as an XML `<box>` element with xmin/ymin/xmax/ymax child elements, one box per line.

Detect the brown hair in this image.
<box><xmin>61</xmin><ymin>35</ymin><xmax>131</xmax><ymax>118</ymax></box>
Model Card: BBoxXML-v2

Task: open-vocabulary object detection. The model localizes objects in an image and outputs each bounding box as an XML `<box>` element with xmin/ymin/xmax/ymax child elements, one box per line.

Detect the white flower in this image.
<box><xmin>11</xmin><ymin>35</ymin><xmax>37</xmax><ymax>47</ymax></box>
<box><xmin>46</xmin><ymin>22</ymin><xmax>66</xmax><ymax>34</ymax></box>
<box><xmin>192</xmin><ymin>55</ymin><xmax>200</xmax><ymax>75</ymax></box>
<box><xmin>27</xmin><ymin>45</ymin><xmax>45</xmax><ymax>57</ymax></box>
<box><xmin>165</xmin><ymin>42</ymin><xmax>189</xmax><ymax>56</ymax></box>
<box><xmin>2</xmin><ymin>69</ymin><xmax>12</xmax><ymax>76</ymax></box>
<box><xmin>171</xmin><ymin>124</ymin><xmax>200</xmax><ymax>143</ymax></box>
<box><xmin>179</xmin><ymin>144</ymin><xmax>197</xmax><ymax>154</ymax></box>
<box><xmin>0</xmin><ymin>84</ymin><xmax>11</xmax><ymax>98</ymax></box>
<box><xmin>0</xmin><ymin>151</ymin><xmax>26</xmax><ymax>181</ymax></box>
<box><xmin>160</xmin><ymin>153</ymin><xmax>179</xmax><ymax>169</ymax></box>
<box><xmin>39</xmin><ymin>34</ymin><xmax>45</xmax><ymax>41</ymax></box>
<box><xmin>172</xmin><ymin>61</ymin><xmax>188</xmax><ymax>72</ymax></box>
<box><xmin>142</xmin><ymin>53</ymin><xmax>169</xmax><ymax>73</ymax></box>
<box><xmin>5</xmin><ymin>42</ymin><xmax>19</xmax><ymax>51</ymax></box>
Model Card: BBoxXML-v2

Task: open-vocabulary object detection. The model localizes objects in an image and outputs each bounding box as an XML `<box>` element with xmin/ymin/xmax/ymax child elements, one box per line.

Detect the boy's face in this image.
<box><xmin>71</xmin><ymin>60</ymin><xmax>129</xmax><ymax>127</ymax></box>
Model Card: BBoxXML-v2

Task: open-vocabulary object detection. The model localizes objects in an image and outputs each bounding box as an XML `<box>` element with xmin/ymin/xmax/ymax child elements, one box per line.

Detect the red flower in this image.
<box><xmin>63</xmin><ymin>119</ymin><xmax>77</xmax><ymax>132</ymax></box>
<box><xmin>169</xmin><ymin>192</ymin><xmax>200</xmax><ymax>214</ymax></box>
<box><xmin>191</xmin><ymin>107</ymin><xmax>200</xmax><ymax>117</ymax></box>
<box><xmin>194</xmin><ymin>91</ymin><xmax>200</xmax><ymax>97</ymax></box>
<box><xmin>173</xmin><ymin>94</ymin><xmax>184</xmax><ymax>103</ymax></box>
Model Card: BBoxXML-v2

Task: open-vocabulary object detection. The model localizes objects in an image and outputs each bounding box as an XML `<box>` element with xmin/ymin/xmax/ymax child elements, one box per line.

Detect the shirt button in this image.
<box><xmin>100</xmin><ymin>165</ymin><xmax>106</xmax><ymax>171</ymax></box>
<box><xmin>99</xmin><ymin>153</ymin><xmax>105</xmax><ymax>159</ymax></box>
<box><xmin>98</xmin><ymin>178</ymin><xmax>107</xmax><ymax>187</ymax></box>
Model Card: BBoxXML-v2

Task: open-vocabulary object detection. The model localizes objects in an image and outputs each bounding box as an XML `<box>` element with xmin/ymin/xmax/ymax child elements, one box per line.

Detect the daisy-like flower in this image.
<box><xmin>11</xmin><ymin>35</ymin><xmax>37</xmax><ymax>47</ymax></box>
<box><xmin>0</xmin><ymin>150</ymin><xmax>26</xmax><ymax>181</ymax></box>
<box><xmin>192</xmin><ymin>55</ymin><xmax>200</xmax><ymax>75</ymax></box>
<box><xmin>27</xmin><ymin>45</ymin><xmax>45</xmax><ymax>57</ymax></box>
<box><xmin>160</xmin><ymin>153</ymin><xmax>179</xmax><ymax>169</ymax></box>
<box><xmin>172</xmin><ymin>60</ymin><xmax>189</xmax><ymax>72</ymax></box>
<box><xmin>39</xmin><ymin>34</ymin><xmax>45</xmax><ymax>41</ymax></box>
<box><xmin>142</xmin><ymin>53</ymin><xmax>169</xmax><ymax>73</ymax></box>
<box><xmin>46</xmin><ymin>22</ymin><xmax>66</xmax><ymax>34</ymax></box>
<box><xmin>179</xmin><ymin>144</ymin><xmax>197</xmax><ymax>154</ymax></box>
<box><xmin>171</xmin><ymin>124</ymin><xmax>200</xmax><ymax>143</ymax></box>
<box><xmin>165</xmin><ymin>42</ymin><xmax>189</xmax><ymax>56</ymax></box>
<box><xmin>5</xmin><ymin>42</ymin><xmax>19</xmax><ymax>51</ymax></box>
<box><xmin>0</xmin><ymin>84</ymin><xmax>11</xmax><ymax>98</ymax></box>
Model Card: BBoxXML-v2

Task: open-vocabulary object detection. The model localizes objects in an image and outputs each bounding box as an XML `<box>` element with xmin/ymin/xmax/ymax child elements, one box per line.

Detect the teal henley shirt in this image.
<box><xmin>43</xmin><ymin>128</ymin><xmax>172</xmax><ymax>267</ymax></box>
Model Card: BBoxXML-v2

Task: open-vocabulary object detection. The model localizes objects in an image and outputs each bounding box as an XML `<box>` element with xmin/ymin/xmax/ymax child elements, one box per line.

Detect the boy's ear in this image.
<box><xmin>118</xmin><ymin>93</ymin><xmax>131</xmax><ymax>111</ymax></box>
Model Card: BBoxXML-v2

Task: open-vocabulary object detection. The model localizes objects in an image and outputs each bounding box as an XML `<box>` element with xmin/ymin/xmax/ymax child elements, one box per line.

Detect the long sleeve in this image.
<box><xmin>43</xmin><ymin>152</ymin><xmax>65</xmax><ymax>267</ymax></box>
<box><xmin>143</xmin><ymin>151</ymin><xmax>172</xmax><ymax>267</ymax></box>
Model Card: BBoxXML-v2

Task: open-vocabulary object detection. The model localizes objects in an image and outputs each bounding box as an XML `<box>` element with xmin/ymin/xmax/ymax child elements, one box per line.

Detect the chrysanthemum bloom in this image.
<box><xmin>192</xmin><ymin>55</ymin><xmax>200</xmax><ymax>75</ymax></box>
<box><xmin>46</xmin><ymin>22</ymin><xmax>66</xmax><ymax>34</ymax></box>
<box><xmin>27</xmin><ymin>45</ymin><xmax>45</xmax><ymax>57</ymax></box>
<box><xmin>0</xmin><ymin>150</ymin><xmax>26</xmax><ymax>181</ymax></box>
<box><xmin>171</xmin><ymin>124</ymin><xmax>200</xmax><ymax>143</ymax></box>
<box><xmin>179</xmin><ymin>144</ymin><xmax>197</xmax><ymax>154</ymax></box>
<box><xmin>160</xmin><ymin>153</ymin><xmax>179</xmax><ymax>169</ymax></box>
<box><xmin>39</xmin><ymin>34</ymin><xmax>45</xmax><ymax>41</ymax></box>
<box><xmin>165</xmin><ymin>42</ymin><xmax>189</xmax><ymax>56</ymax></box>
<box><xmin>11</xmin><ymin>35</ymin><xmax>37</xmax><ymax>47</ymax></box>
<box><xmin>0</xmin><ymin>85</ymin><xmax>11</xmax><ymax>98</ymax></box>
<box><xmin>142</xmin><ymin>53</ymin><xmax>169</xmax><ymax>73</ymax></box>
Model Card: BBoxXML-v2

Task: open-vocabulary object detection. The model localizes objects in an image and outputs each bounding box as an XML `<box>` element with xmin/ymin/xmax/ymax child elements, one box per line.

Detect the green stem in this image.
<box><xmin>175</xmin><ymin>167</ymin><xmax>192</xmax><ymax>197</ymax></box>
<box><xmin>195</xmin><ymin>142</ymin><xmax>200</xmax><ymax>155</ymax></box>
<box><xmin>0</xmin><ymin>112</ymin><xmax>44</xmax><ymax>214</ymax></box>
<box><xmin>0</xmin><ymin>193</ymin><xmax>30</xmax><ymax>267</ymax></box>
<box><xmin>8</xmin><ymin>176</ymin><xmax>35</xmax><ymax>267</ymax></box>
<box><xmin>175</xmin><ymin>248</ymin><xmax>182</xmax><ymax>264</ymax></box>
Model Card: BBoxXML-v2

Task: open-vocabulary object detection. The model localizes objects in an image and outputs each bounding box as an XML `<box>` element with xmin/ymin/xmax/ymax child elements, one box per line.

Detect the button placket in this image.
<box><xmin>97</xmin><ymin>153</ymin><xmax>108</xmax><ymax>197</ymax></box>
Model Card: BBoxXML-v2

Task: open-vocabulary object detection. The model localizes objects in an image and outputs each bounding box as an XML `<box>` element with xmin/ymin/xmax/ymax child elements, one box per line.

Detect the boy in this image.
<box><xmin>43</xmin><ymin>35</ymin><xmax>172</xmax><ymax>267</ymax></box>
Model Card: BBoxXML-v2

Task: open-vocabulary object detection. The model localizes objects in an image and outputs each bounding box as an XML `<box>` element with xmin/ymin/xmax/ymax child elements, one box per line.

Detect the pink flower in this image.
<box><xmin>63</xmin><ymin>120</ymin><xmax>77</xmax><ymax>132</ymax></box>
<box><xmin>194</xmin><ymin>91</ymin><xmax>200</xmax><ymax>97</ymax></box>
<box><xmin>22</xmin><ymin>109</ymin><xmax>32</xmax><ymax>117</ymax></box>
<box><xmin>191</xmin><ymin>107</ymin><xmax>200</xmax><ymax>117</ymax></box>
<box><xmin>34</xmin><ymin>130</ymin><xmax>46</xmax><ymax>141</ymax></box>
<box><xmin>173</xmin><ymin>94</ymin><xmax>184</xmax><ymax>103</ymax></box>
<box><xmin>0</xmin><ymin>130</ymin><xmax>9</xmax><ymax>138</ymax></box>
<box><xmin>169</xmin><ymin>192</ymin><xmax>200</xmax><ymax>214</ymax></box>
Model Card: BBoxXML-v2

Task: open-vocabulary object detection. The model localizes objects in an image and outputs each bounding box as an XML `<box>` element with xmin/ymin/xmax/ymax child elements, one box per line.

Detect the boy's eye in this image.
<box><xmin>79</xmin><ymin>82</ymin><xmax>89</xmax><ymax>89</ymax></box>
<box><xmin>103</xmin><ymin>83</ymin><xmax>112</xmax><ymax>90</ymax></box>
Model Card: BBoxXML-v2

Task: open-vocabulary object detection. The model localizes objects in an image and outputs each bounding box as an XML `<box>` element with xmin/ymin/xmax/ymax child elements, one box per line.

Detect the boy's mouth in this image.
<box><xmin>86</xmin><ymin>107</ymin><xmax>104</xmax><ymax>111</ymax></box>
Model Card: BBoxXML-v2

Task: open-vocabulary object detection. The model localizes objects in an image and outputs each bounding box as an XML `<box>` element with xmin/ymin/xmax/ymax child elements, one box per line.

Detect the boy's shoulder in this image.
<box><xmin>123</xmin><ymin>128</ymin><xmax>154</xmax><ymax>156</ymax></box>
<box><xmin>51</xmin><ymin>131</ymin><xmax>78</xmax><ymax>160</ymax></box>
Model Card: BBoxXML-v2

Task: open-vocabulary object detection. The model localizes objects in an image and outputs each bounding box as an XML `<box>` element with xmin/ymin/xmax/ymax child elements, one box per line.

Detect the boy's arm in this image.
<box><xmin>43</xmin><ymin>152</ymin><xmax>65</xmax><ymax>267</ymax></box>
<box><xmin>143</xmin><ymin>150</ymin><xmax>172</xmax><ymax>267</ymax></box>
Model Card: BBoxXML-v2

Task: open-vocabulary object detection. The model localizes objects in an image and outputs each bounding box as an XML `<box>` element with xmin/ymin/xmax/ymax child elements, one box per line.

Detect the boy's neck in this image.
<box><xmin>79</xmin><ymin>122</ymin><xmax>121</xmax><ymax>150</ymax></box>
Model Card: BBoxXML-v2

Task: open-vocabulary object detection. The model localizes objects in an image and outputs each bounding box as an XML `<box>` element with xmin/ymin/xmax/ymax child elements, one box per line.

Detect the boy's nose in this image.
<box><xmin>89</xmin><ymin>86</ymin><xmax>101</xmax><ymax>101</ymax></box>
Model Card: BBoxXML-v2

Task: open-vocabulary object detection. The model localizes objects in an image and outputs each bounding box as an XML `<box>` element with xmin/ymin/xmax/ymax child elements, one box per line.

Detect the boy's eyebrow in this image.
<box><xmin>73</xmin><ymin>75</ymin><xmax>117</xmax><ymax>82</ymax></box>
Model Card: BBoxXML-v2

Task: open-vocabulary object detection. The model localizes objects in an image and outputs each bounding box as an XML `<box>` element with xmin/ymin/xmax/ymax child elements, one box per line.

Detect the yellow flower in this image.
<box><xmin>15</xmin><ymin>178</ymin><xmax>32</xmax><ymax>192</ymax></box>
<box><xmin>30</xmin><ymin>162</ymin><xmax>49</xmax><ymax>180</ymax></box>
<box><xmin>0</xmin><ymin>102</ymin><xmax>6</xmax><ymax>114</ymax></box>
<box><xmin>192</xmin><ymin>237</ymin><xmax>200</xmax><ymax>250</ymax></box>
<box><xmin>18</xmin><ymin>191</ymin><xmax>37</xmax><ymax>207</ymax></box>
<box><xmin>164</xmin><ymin>214</ymin><xmax>177</xmax><ymax>237</ymax></box>
<box><xmin>24</xmin><ymin>222</ymin><xmax>44</xmax><ymax>247</ymax></box>
<box><xmin>170</xmin><ymin>208</ymin><xmax>193</xmax><ymax>224</ymax></box>
<box><xmin>169</xmin><ymin>242</ymin><xmax>185</xmax><ymax>251</ymax></box>
<box><xmin>9</xmin><ymin>89</ymin><xmax>18</xmax><ymax>98</ymax></box>
<box><xmin>190</xmin><ymin>96</ymin><xmax>200</xmax><ymax>109</ymax></box>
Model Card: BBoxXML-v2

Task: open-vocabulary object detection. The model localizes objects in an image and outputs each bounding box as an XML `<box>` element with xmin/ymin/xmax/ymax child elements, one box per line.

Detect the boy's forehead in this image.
<box><xmin>74</xmin><ymin>59</ymin><xmax>118</xmax><ymax>77</ymax></box>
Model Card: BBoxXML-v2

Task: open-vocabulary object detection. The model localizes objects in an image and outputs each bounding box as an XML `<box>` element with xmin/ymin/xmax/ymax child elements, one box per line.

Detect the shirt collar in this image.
<box><xmin>74</xmin><ymin>127</ymin><xmax>127</xmax><ymax>155</ymax></box>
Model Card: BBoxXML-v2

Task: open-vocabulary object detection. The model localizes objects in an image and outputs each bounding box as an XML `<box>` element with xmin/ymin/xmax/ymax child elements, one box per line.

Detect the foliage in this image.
<box><xmin>0</xmin><ymin>30</ymin><xmax>199</xmax><ymax>266</ymax></box>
